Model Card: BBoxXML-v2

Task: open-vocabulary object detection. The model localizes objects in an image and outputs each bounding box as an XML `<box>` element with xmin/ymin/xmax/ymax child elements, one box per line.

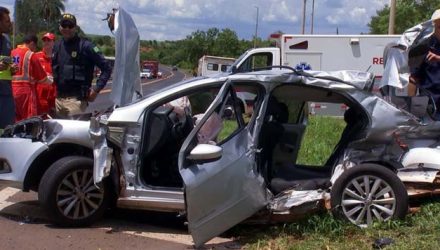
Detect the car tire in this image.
<box><xmin>38</xmin><ymin>156</ymin><xmax>112</xmax><ymax>227</ymax></box>
<box><xmin>330</xmin><ymin>164</ymin><xmax>408</xmax><ymax>227</ymax></box>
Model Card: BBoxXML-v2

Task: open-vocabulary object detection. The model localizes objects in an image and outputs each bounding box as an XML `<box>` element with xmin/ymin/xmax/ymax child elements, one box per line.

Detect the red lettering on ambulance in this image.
<box><xmin>372</xmin><ymin>57</ymin><xmax>384</xmax><ymax>65</ymax></box>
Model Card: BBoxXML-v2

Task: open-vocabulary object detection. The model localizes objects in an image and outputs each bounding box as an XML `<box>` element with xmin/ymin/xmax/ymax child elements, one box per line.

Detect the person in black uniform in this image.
<box><xmin>53</xmin><ymin>13</ymin><xmax>112</xmax><ymax>119</ymax></box>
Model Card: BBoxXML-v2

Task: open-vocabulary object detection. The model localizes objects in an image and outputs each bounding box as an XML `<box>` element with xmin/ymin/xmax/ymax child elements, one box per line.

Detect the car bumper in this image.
<box><xmin>0</xmin><ymin>138</ymin><xmax>48</xmax><ymax>183</ymax></box>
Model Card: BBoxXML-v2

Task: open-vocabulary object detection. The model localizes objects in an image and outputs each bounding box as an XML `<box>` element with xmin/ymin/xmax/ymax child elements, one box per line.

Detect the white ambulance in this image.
<box><xmin>230</xmin><ymin>34</ymin><xmax>401</xmax><ymax>115</ymax></box>
<box><xmin>232</xmin><ymin>34</ymin><xmax>400</xmax><ymax>86</ymax></box>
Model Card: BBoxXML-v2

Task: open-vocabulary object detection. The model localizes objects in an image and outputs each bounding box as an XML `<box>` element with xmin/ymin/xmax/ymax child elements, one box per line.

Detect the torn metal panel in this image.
<box><xmin>90</xmin><ymin>116</ymin><xmax>113</xmax><ymax>184</ymax></box>
<box><xmin>405</xmin><ymin>178</ymin><xmax>440</xmax><ymax>198</ymax></box>
<box><xmin>269</xmin><ymin>189</ymin><xmax>328</xmax><ymax>213</ymax></box>
<box><xmin>111</xmin><ymin>7</ymin><xmax>142</xmax><ymax>106</ymax></box>
<box><xmin>381</xmin><ymin>20</ymin><xmax>433</xmax><ymax>90</ymax></box>
<box><xmin>398</xmin><ymin>168</ymin><xmax>439</xmax><ymax>183</ymax></box>
<box><xmin>401</xmin><ymin>147</ymin><xmax>440</xmax><ymax>170</ymax></box>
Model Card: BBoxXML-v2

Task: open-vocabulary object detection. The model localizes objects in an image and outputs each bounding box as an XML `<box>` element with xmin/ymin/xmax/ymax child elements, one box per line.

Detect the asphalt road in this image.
<box><xmin>87</xmin><ymin>65</ymin><xmax>188</xmax><ymax>113</ymax></box>
<box><xmin>0</xmin><ymin>66</ymin><xmax>237</xmax><ymax>249</ymax></box>
<box><xmin>0</xmin><ymin>186</ymin><xmax>236</xmax><ymax>249</ymax></box>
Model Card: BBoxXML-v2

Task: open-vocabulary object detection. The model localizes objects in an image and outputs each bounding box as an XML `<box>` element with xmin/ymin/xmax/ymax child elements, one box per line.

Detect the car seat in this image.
<box><xmin>258</xmin><ymin>96</ymin><xmax>288</xmax><ymax>182</ymax></box>
<box><xmin>325</xmin><ymin>107</ymin><xmax>365</xmax><ymax>167</ymax></box>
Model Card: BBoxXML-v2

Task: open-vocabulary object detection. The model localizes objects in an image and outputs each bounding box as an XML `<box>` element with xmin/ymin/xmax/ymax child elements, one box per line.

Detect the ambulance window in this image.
<box><xmin>289</xmin><ymin>40</ymin><xmax>309</xmax><ymax>50</ymax></box>
<box><xmin>207</xmin><ymin>63</ymin><xmax>219</xmax><ymax>71</ymax></box>
<box><xmin>238</xmin><ymin>52</ymin><xmax>273</xmax><ymax>72</ymax></box>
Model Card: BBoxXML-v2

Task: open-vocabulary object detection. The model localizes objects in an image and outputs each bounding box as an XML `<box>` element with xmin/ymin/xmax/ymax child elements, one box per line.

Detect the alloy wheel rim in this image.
<box><xmin>341</xmin><ymin>175</ymin><xmax>396</xmax><ymax>227</ymax></box>
<box><xmin>56</xmin><ymin>169</ymin><xmax>104</xmax><ymax>220</ymax></box>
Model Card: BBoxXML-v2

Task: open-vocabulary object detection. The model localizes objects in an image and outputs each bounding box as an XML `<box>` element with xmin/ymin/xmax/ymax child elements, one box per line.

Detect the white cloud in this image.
<box><xmin>0</xmin><ymin>0</ymin><xmax>394</xmax><ymax>40</ymax></box>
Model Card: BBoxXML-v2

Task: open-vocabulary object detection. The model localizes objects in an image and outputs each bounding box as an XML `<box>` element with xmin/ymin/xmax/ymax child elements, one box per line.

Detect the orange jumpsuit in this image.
<box><xmin>11</xmin><ymin>45</ymin><xmax>49</xmax><ymax>122</ymax></box>
<box><xmin>35</xmin><ymin>51</ymin><xmax>56</xmax><ymax>116</ymax></box>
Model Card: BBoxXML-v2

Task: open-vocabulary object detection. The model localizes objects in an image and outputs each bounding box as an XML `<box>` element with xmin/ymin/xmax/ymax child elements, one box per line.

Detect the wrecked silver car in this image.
<box><xmin>2</xmin><ymin>8</ymin><xmax>439</xmax><ymax>248</ymax></box>
<box><xmin>2</xmin><ymin>66</ymin><xmax>431</xmax><ymax>247</ymax></box>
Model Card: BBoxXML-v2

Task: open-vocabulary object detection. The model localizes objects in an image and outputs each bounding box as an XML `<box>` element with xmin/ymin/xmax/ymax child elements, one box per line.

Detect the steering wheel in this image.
<box><xmin>171</xmin><ymin>107</ymin><xmax>194</xmax><ymax>140</ymax></box>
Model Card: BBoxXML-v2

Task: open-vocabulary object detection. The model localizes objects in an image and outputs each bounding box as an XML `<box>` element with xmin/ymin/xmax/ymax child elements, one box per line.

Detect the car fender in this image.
<box><xmin>0</xmin><ymin>138</ymin><xmax>48</xmax><ymax>183</ymax></box>
<box><xmin>45</xmin><ymin>119</ymin><xmax>93</xmax><ymax>149</ymax></box>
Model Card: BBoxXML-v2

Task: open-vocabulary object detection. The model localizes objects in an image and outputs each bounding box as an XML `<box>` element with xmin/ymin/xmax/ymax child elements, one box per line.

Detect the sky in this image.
<box><xmin>0</xmin><ymin>0</ymin><xmax>390</xmax><ymax>41</ymax></box>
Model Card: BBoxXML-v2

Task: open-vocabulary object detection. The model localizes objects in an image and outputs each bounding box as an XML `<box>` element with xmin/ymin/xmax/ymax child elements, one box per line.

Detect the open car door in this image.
<box><xmin>178</xmin><ymin>81</ymin><xmax>269</xmax><ymax>247</ymax></box>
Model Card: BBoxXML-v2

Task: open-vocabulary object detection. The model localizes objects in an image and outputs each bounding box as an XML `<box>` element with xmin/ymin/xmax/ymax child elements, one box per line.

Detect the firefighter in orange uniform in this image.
<box><xmin>11</xmin><ymin>34</ymin><xmax>50</xmax><ymax>121</ymax></box>
<box><xmin>35</xmin><ymin>32</ymin><xmax>56</xmax><ymax>117</ymax></box>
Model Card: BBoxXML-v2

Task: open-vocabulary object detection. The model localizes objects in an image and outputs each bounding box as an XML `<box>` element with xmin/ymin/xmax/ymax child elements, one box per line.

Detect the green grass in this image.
<box><xmin>296</xmin><ymin>115</ymin><xmax>346</xmax><ymax>166</ymax></box>
<box><xmin>230</xmin><ymin>199</ymin><xmax>440</xmax><ymax>249</ymax></box>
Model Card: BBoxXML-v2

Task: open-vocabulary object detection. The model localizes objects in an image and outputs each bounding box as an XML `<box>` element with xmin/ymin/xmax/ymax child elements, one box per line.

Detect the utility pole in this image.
<box><xmin>254</xmin><ymin>6</ymin><xmax>259</xmax><ymax>48</ymax></box>
<box><xmin>301</xmin><ymin>0</ymin><xmax>307</xmax><ymax>34</ymax></box>
<box><xmin>310</xmin><ymin>0</ymin><xmax>315</xmax><ymax>34</ymax></box>
<box><xmin>388</xmin><ymin>0</ymin><xmax>396</xmax><ymax>34</ymax></box>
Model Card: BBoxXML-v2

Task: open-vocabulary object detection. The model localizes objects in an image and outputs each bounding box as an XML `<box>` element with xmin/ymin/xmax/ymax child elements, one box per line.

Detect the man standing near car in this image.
<box><xmin>35</xmin><ymin>32</ymin><xmax>56</xmax><ymax>117</ymax></box>
<box><xmin>11</xmin><ymin>34</ymin><xmax>51</xmax><ymax>122</ymax></box>
<box><xmin>409</xmin><ymin>9</ymin><xmax>440</xmax><ymax>109</ymax></box>
<box><xmin>53</xmin><ymin>13</ymin><xmax>112</xmax><ymax>119</ymax></box>
<box><xmin>0</xmin><ymin>6</ymin><xmax>15</xmax><ymax>129</ymax></box>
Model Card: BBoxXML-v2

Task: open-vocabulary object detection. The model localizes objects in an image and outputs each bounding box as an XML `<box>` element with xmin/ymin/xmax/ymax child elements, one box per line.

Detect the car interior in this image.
<box><xmin>136</xmin><ymin>81</ymin><xmax>369</xmax><ymax>194</ymax></box>
<box><xmin>260</xmin><ymin>84</ymin><xmax>369</xmax><ymax>194</ymax></box>
<box><xmin>138</xmin><ymin>85</ymin><xmax>255</xmax><ymax>188</ymax></box>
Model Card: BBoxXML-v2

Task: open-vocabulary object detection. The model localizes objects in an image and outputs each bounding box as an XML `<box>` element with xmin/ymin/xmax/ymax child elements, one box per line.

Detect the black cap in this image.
<box><xmin>23</xmin><ymin>34</ymin><xmax>38</xmax><ymax>44</ymax></box>
<box><xmin>59</xmin><ymin>13</ymin><xmax>76</xmax><ymax>26</ymax></box>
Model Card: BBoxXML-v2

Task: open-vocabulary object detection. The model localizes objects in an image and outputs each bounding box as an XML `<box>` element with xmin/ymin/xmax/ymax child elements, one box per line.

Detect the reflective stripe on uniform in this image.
<box><xmin>11</xmin><ymin>50</ymin><xmax>32</xmax><ymax>82</ymax></box>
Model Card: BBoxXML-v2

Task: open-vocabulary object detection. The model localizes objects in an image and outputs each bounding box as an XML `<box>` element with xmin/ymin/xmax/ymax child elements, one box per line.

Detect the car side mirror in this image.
<box><xmin>187</xmin><ymin>144</ymin><xmax>222</xmax><ymax>163</ymax></box>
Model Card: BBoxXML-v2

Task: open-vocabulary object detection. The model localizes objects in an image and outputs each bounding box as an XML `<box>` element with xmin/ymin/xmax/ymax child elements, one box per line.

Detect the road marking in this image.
<box><xmin>0</xmin><ymin>187</ymin><xmax>20</xmax><ymax>210</ymax></box>
<box><xmin>100</xmin><ymin>70</ymin><xmax>176</xmax><ymax>94</ymax></box>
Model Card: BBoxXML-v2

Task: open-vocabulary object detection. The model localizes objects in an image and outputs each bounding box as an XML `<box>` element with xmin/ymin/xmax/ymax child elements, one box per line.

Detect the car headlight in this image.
<box><xmin>1</xmin><ymin>117</ymin><xmax>44</xmax><ymax>141</ymax></box>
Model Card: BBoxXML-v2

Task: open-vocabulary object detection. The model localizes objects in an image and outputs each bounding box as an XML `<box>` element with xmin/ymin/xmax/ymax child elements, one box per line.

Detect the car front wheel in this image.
<box><xmin>38</xmin><ymin>156</ymin><xmax>112</xmax><ymax>227</ymax></box>
<box><xmin>330</xmin><ymin>164</ymin><xmax>408</xmax><ymax>227</ymax></box>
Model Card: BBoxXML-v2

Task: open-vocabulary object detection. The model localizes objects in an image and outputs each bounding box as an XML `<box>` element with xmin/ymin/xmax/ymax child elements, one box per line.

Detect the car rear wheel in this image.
<box><xmin>330</xmin><ymin>164</ymin><xmax>408</xmax><ymax>227</ymax></box>
<box><xmin>38</xmin><ymin>156</ymin><xmax>112</xmax><ymax>227</ymax></box>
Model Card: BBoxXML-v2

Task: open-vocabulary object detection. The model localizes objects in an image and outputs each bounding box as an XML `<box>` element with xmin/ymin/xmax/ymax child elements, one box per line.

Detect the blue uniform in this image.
<box><xmin>0</xmin><ymin>34</ymin><xmax>15</xmax><ymax>129</ymax></box>
<box><xmin>412</xmin><ymin>35</ymin><xmax>440</xmax><ymax>105</ymax></box>
<box><xmin>52</xmin><ymin>35</ymin><xmax>112</xmax><ymax>99</ymax></box>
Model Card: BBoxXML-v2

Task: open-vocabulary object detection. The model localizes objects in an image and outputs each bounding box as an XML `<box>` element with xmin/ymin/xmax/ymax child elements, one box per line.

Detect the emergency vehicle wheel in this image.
<box><xmin>330</xmin><ymin>164</ymin><xmax>408</xmax><ymax>227</ymax></box>
<box><xmin>38</xmin><ymin>156</ymin><xmax>112</xmax><ymax>227</ymax></box>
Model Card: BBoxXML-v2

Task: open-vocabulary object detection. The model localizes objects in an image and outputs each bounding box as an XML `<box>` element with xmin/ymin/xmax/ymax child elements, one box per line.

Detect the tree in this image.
<box><xmin>41</xmin><ymin>0</ymin><xmax>65</xmax><ymax>32</ymax></box>
<box><xmin>15</xmin><ymin>0</ymin><xmax>65</xmax><ymax>35</ymax></box>
<box><xmin>212</xmin><ymin>28</ymin><xmax>240</xmax><ymax>57</ymax></box>
<box><xmin>368</xmin><ymin>0</ymin><xmax>440</xmax><ymax>34</ymax></box>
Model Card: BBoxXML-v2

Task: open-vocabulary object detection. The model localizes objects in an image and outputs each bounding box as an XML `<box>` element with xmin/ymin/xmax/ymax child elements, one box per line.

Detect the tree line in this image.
<box><xmin>10</xmin><ymin>0</ymin><xmax>440</xmax><ymax>70</ymax></box>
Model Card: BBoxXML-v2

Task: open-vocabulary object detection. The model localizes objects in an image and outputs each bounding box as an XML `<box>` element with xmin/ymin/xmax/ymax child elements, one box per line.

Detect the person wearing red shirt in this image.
<box><xmin>11</xmin><ymin>34</ymin><xmax>50</xmax><ymax>121</ymax></box>
<box><xmin>35</xmin><ymin>32</ymin><xmax>56</xmax><ymax>117</ymax></box>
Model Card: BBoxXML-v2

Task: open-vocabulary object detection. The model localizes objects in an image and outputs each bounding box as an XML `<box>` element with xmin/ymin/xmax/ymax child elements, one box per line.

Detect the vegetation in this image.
<box><xmin>296</xmin><ymin>115</ymin><xmax>345</xmax><ymax>166</ymax></box>
<box><xmin>14</xmin><ymin>0</ymin><xmax>66</xmax><ymax>35</ymax></box>
<box><xmin>369</xmin><ymin>0</ymin><xmax>440</xmax><ymax>34</ymax></box>
<box><xmin>138</xmin><ymin>28</ymin><xmax>271</xmax><ymax>71</ymax></box>
<box><xmin>231</xmin><ymin>199</ymin><xmax>440</xmax><ymax>249</ymax></box>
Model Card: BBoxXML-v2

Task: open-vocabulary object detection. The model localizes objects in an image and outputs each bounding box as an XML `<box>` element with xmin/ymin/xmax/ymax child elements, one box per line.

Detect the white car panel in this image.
<box><xmin>0</xmin><ymin>138</ymin><xmax>48</xmax><ymax>184</ymax></box>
